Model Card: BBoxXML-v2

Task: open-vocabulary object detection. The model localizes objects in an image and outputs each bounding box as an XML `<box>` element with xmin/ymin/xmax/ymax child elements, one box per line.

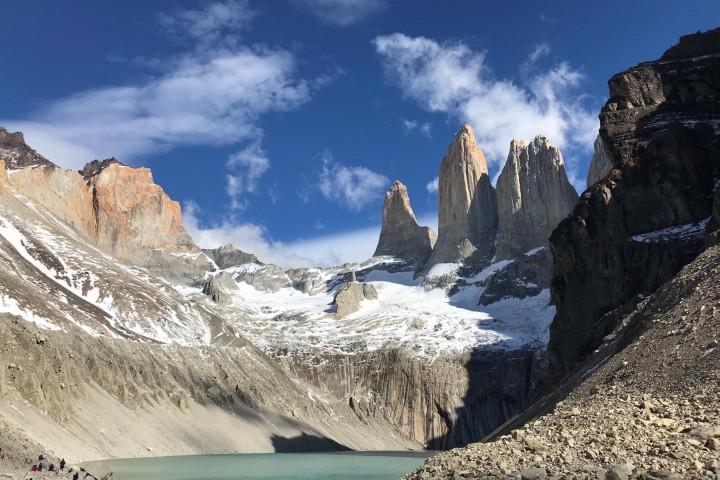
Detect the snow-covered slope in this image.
<box><xmin>188</xmin><ymin>258</ymin><xmax>554</xmax><ymax>361</ymax></box>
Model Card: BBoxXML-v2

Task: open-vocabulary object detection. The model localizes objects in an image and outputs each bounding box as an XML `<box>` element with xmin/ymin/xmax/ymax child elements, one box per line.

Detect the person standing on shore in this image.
<box><xmin>60</xmin><ymin>458</ymin><xmax>66</xmax><ymax>472</ymax></box>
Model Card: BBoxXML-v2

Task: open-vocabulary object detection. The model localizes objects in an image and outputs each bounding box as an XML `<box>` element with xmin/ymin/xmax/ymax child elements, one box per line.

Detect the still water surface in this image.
<box><xmin>91</xmin><ymin>452</ymin><xmax>430</xmax><ymax>480</ymax></box>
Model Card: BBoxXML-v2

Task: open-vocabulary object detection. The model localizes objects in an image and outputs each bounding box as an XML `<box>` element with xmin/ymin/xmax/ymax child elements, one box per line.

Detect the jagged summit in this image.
<box><xmin>424</xmin><ymin>124</ymin><xmax>497</xmax><ymax>269</ymax></box>
<box><xmin>80</xmin><ymin>157</ymin><xmax>127</xmax><ymax>183</ymax></box>
<box><xmin>495</xmin><ymin>135</ymin><xmax>578</xmax><ymax>259</ymax></box>
<box><xmin>373</xmin><ymin>180</ymin><xmax>436</xmax><ymax>267</ymax></box>
<box><xmin>0</xmin><ymin>127</ymin><xmax>56</xmax><ymax>170</ymax></box>
<box><xmin>203</xmin><ymin>243</ymin><xmax>261</xmax><ymax>269</ymax></box>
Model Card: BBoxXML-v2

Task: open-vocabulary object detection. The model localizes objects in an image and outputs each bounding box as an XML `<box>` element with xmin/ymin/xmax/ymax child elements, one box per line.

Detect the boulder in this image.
<box><xmin>373</xmin><ymin>180</ymin><xmax>436</xmax><ymax>268</ymax></box>
<box><xmin>495</xmin><ymin>136</ymin><xmax>578</xmax><ymax>260</ymax></box>
<box><xmin>333</xmin><ymin>282</ymin><xmax>377</xmax><ymax>318</ymax></box>
<box><xmin>201</xmin><ymin>272</ymin><xmax>238</xmax><ymax>305</ymax></box>
<box><xmin>425</xmin><ymin>125</ymin><xmax>497</xmax><ymax>269</ymax></box>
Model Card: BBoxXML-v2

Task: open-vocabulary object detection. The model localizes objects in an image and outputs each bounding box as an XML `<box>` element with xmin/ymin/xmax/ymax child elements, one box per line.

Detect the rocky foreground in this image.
<box><xmin>404</xmin><ymin>244</ymin><xmax>720</xmax><ymax>480</ymax></box>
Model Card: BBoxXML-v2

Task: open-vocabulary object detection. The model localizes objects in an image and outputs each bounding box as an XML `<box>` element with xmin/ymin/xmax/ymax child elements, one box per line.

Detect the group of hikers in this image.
<box><xmin>29</xmin><ymin>454</ymin><xmax>86</xmax><ymax>479</ymax></box>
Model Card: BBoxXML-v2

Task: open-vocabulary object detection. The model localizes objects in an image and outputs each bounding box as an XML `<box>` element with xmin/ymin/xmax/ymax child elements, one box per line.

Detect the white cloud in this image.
<box><xmin>295</xmin><ymin>0</ymin><xmax>384</xmax><ymax>26</ymax></box>
<box><xmin>528</xmin><ymin>43</ymin><xmax>550</xmax><ymax>63</ymax></box>
<box><xmin>318</xmin><ymin>151</ymin><xmax>389</xmax><ymax>211</ymax></box>
<box><xmin>159</xmin><ymin>0</ymin><xmax>255</xmax><ymax>44</ymax></box>
<box><xmin>402</xmin><ymin>119</ymin><xmax>432</xmax><ymax>137</ymax></box>
<box><xmin>184</xmin><ymin>200</ymin><xmax>382</xmax><ymax>268</ymax></box>
<box><xmin>373</xmin><ymin>33</ymin><xmax>598</xmax><ymax>172</ymax></box>
<box><xmin>224</xmin><ymin>140</ymin><xmax>271</xmax><ymax>208</ymax></box>
<box><xmin>426</xmin><ymin>176</ymin><xmax>439</xmax><ymax>194</ymax></box>
<box><xmin>3</xmin><ymin>3</ymin><xmax>315</xmax><ymax>170</ymax></box>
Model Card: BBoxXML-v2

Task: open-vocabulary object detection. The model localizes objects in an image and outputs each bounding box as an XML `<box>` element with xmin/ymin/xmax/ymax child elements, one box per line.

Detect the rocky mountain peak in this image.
<box><xmin>549</xmin><ymin>27</ymin><xmax>720</xmax><ymax>379</ymax></box>
<box><xmin>495</xmin><ymin>135</ymin><xmax>578</xmax><ymax>259</ymax></box>
<box><xmin>0</xmin><ymin>127</ymin><xmax>56</xmax><ymax>170</ymax></box>
<box><xmin>447</xmin><ymin>124</ymin><xmax>489</xmax><ymax>174</ymax></box>
<box><xmin>424</xmin><ymin>125</ymin><xmax>498</xmax><ymax>269</ymax></box>
<box><xmin>80</xmin><ymin>157</ymin><xmax>127</xmax><ymax>183</ymax></box>
<box><xmin>203</xmin><ymin>244</ymin><xmax>261</xmax><ymax>269</ymax></box>
<box><xmin>660</xmin><ymin>27</ymin><xmax>720</xmax><ymax>61</ymax></box>
<box><xmin>373</xmin><ymin>180</ymin><xmax>436</xmax><ymax>267</ymax></box>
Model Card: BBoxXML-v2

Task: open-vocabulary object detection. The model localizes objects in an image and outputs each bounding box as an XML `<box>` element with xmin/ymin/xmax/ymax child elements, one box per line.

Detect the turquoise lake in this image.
<box><xmin>88</xmin><ymin>452</ymin><xmax>430</xmax><ymax>480</ymax></box>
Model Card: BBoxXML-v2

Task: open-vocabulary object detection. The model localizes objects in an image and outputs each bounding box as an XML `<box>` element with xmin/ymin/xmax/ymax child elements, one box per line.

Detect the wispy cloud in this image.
<box><xmin>2</xmin><ymin>2</ymin><xmax>315</xmax><ymax>171</ymax></box>
<box><xmin>294</xmin><ymin>0</ymin><xmax>385</xmax><ymax>26</ymax></box>
<box><xmin>225</xmin><ymin>139</ymin><xmax>271</xmax><ymax>208</ymax></box>
<box><xmin>158</xmin><ymin>0</ymin><xmax>256</xmax><ymax>45</ymax></box>
<box><xmin>401</xmin><ymin>119</ymin><xmax>432</xmax><ymax>137</ymax></box>
<box><xmin>527</xmin><ymin>43</ymin><xmax>550</xmax><ymax>64</ymax></box>
<box><xmin>426</xmin><ymin>176</ymin><xmax>439</xmax><ymax>194</ymax></box>
<box><xmin>373</xmin><ymin>33</ymin><xmax>598</xmax><ymax>177</ymax></box>
<box><xmin>318</xmin><ymin>150</ymin><xmax>389</xmax><ymax>211</ymax></box>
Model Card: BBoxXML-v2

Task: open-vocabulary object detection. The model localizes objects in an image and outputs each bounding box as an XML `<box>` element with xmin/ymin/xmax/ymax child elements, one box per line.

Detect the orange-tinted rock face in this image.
<box><xmin>8</xmin><ymin>167</ymin><xmax>97</xmax><ymax>240</ymax></box>
<box><xmin>6</xmin><ymin>160</ymin><xmax>210</xmax><ymax>283</ymax></box>
<box><xmin>89</xmin><ymin>163</ymin><xmax>195</xmax><ymax>257</ymax></box>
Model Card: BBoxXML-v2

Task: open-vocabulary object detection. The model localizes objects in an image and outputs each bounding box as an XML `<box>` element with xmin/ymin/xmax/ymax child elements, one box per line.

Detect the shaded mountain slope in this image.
<box><xmin>403</xmin><ymin>243</ymin><xmax>720</xmax><ymax>479</ymax></box>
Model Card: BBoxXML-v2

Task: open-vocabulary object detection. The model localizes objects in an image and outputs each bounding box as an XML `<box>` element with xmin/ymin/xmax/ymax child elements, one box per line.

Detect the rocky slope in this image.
<box><xmin>549</xmin><ymin>27</ymin><xmax>720</xmax><ymax>379</ymax></box>
<box><xmin>373</xmin><ymin>181</ymin><xmax>436</xmax><ymax>269</ymax></box>
<box><xmin>1</xmin><ymin>146</ymin><xmax>214</xmax><ymax>285</ymax></box>
<box><xmin>425</xmin><ymin>125</ymin><xmax>498</xmax><ymax>269</ymax></box>
<box><xmin>0</xmin><ymin>128</ymin><xmax>55</xmax><ymax>170</ymax></box>
<box><xmin>0</xmin><ymin>130</ymin><xmax>559</xmax><ymax>460</ymax></box>
<box><xmin>495</xmin><ymin>136</ymin><xmax>578</xmax><ymax>260</ymax></box>
<box><xmin>404</xmin><ymin>243</ymin><xmax>720</xmax><ymax>479</ymax></box>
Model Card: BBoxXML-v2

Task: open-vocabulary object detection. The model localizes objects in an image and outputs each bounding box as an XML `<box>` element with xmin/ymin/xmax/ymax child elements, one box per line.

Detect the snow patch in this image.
<box><xmin>631</xmin><ymin>218</ymin><xmax>709</xmax><ymax>243</ymax></box>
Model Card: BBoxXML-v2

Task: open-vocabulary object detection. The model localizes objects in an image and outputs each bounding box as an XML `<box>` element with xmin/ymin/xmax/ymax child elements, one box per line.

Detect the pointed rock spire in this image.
<box><xmin>425</xmin><ymin>125</ymin><xmax>498</xmax><ymax>268</ymax></box>
<box><xmin>495</xmin><ymin>136</ymin><xmax>578</xmax><ymax>259</ymax></box>
<box><xmin>373</xmin><ymin>180</ymin><xmax>436</xmax><ymax>267</ymax></box>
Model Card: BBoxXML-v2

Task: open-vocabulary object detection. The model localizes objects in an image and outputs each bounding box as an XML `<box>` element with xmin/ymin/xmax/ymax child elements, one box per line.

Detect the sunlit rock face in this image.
<box><xmin>373</xmin><ymin>180</ymin><xmax>436</xmax><ymax>268</ymax></box>
<box><xmin>425</xmin><ymin>125</ymin><xmax>497</xmax><ymax>269</ymax></box>
<box><xmin>586</xmin><ymin>134</ymin><xmax>613</xmax><ymax>188</ymax></box>
<box><xmin>495</xmin><ymin>136</ymin><xmax>578</xmax><ymax>260</ymax></box>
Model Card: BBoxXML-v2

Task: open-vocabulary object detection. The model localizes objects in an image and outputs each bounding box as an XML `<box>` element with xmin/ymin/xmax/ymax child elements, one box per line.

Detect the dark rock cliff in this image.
<box><xmin>0</xmin><ymin>128</ymin><xmax>56</xmax><ymax>170</ymax></box>
<box><xmin>548</xmin><ymin>28</ymin><xmax>720</xmax><ymax>379</ymax></box>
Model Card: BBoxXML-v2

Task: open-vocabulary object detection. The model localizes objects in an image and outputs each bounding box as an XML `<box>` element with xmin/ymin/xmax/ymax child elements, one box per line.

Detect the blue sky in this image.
<box><xmin>1</xmin><ymin>1</ymin><xmax>718</xmax><ymax>267</ymax></box>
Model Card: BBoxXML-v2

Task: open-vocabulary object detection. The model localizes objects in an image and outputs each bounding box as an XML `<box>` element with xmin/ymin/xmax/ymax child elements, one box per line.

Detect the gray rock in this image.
<box><xmin>425</xmin><ymin>125</ymin><xmax>497</xmax><ymax>269</ymax></box>
<box><xmin>478</xmin><ymin>247</ymin><xmax>552</xmax><ymax>306</ymax></box>
<box><xmin>495</xmin><ymin>136</ymin><xmax>578</xmax><ymax>260</ymax></box>
<box><xmin>286</xmin><ymin>268</ymin><xmax>326</xmax><ymax>295</ymax></box>
<box><xmin>587</xmin><ymin>134</ymin><xmax>613</xmax><ymax>188</ymax></box>
<box><xmin>520</xmin><ymin>467</ymin><xmax>547</xmax><ymax>480</ymax></box>
<box><xmin>333</xmin><ymin>282</ymin><xmax>377</xmax><ymax>318</ymax></box>
<box><xmin>234</xmin><ymin>264</ymin><xmax>290</xmax><ymax>293</ymax></box>
<box><xmin>0</xmin><ymin>128</ymin><xmax>56</xmax><ymax>170</ymax></box>
<box><xmin>201</xmin><ymin>271</ymin><xmax>238</xmax><ymax>305</ymax></box>
<box><xmin>606</xmin><ymin>463</ymin><xmax>631</xmax><ymax>480</ymax></box>
<box><xmin>203</xmin><ymin>244</ymin><xmax>260</xmax><ymax>269</ymax></box>
<box><xmin>707</xmin><ymin>180</ymin><xmax>720</xmax><ymax>246</ymax></box>
<box><xmin>374</xmin><ymin>180</ymin><xmax>436</xmax><ymax>268</ymax></box>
